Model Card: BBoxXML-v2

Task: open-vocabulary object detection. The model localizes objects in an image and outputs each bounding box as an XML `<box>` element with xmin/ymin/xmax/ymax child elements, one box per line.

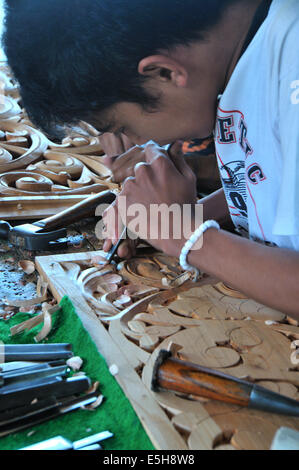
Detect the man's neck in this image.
<box><xmin>221</xmin><ymin>0</ymin><xmax>267</xmax><ymax>91</ymax></box>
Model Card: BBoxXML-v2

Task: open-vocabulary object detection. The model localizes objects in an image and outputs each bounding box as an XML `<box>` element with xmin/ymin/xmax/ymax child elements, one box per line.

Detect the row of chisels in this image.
<box><xmin>0</xmin><ymin>343</ymin><xmax>112</xmax><ymax>446</ymax></box>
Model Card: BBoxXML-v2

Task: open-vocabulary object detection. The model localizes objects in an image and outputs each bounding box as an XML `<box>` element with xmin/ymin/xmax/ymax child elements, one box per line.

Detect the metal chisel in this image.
<box><xmin>0</xmin><ymin>392</ymin><xmax>100</xmax><ymax>438</ymax></box>
<box><xmin>0</xmin><ymin>361</ymin><xmax>68</xmax><ymax>387</ymax></box>
<box><xmin>0</xmin><ymin>375</ymin><xmax>91</xmax><ymax>411</ymax></box>
<box><xmin>20</xmin><ymin>430</ymin><xmax>114</xmax><ymax>450</ymax></box>
<box><xmin>1</xmin><ymin>343</ymin><xmax>73</xmax><ymax>362</ymax></box>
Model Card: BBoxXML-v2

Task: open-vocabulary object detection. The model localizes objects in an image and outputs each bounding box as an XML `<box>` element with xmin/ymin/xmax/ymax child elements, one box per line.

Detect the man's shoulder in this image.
<box><xmin>265</xmin><ymin>0</ymin><xmax>299</xmax><ymax>75</ymax></box>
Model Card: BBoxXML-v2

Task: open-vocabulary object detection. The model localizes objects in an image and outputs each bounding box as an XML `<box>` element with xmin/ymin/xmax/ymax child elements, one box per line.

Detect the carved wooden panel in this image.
<box><xmin>0</xmin><ymin>63</ymin><xmax>118</xmax><ymax>219</ymax></box>
<box><xmin>36</xmin><ymin>249</ymin><xmax>299</xmax><ymax>450</ymax></box>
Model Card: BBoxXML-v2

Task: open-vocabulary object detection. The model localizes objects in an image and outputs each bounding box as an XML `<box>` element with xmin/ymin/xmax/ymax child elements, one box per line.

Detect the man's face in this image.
<box><xmin>92</xmin><ymin>82</ymin><xmax>218</xmax><ymax>145</ymax></box>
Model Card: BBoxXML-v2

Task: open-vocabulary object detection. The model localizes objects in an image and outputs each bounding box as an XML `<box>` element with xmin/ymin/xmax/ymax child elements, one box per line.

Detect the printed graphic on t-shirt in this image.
<box><xmin>215</xmin><ymin>108</ymin><xmax>252</xmax><ymax>234</ymax></box>
<box><xmin>219</xmin><ymin>160</ymin><xmax>247</xmax><ymax>217</ymax></box>
<box><xmin>215</xmin><ymin>107</ymin><xmax>271</xmax><ymax>242</ymax></box>
<box><xmin>216</xmin><ymin>107</ymin><xmax>267</xmax><ymax>241</ymax></box>
<box><xmin>218</xmin><ymin>158</ymin><xmax>250</xmax><ymax>236</ymax></box>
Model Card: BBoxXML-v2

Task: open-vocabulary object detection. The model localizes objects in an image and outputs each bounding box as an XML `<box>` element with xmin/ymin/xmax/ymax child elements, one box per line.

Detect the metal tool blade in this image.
<box><xmin>1</xmin><ymin>363</ymin><xmax>68</xmax><ymax>387</ymax></box>
<box><xmin>73</xmin><ymin>430</ymin><xmax>114</xmax><ymax>450</ymax></box>
<box><xmin>105</xmin><ymin>226</ymin><xmax>128</xmax><ymax>264</ymax></box>
<box><xmin>0</xmin><ymin>375</ymin><xmax>91</xmax><ymax>411</ymax></box>
<box><xmin>20</xmin><ymin>428</ymin><xmax>113</xmax><ymax>450</ymax></box>
<box><xmin>1</xmin><ymin>393</ymin><xmax>99</xmax><ymax>438</ymax></box>
<box><xmin>249</xmin><ymin>384</ymin><xmax>299</xmax><ymax>417</ymax></box>
<box><xmin>3</xmin><ymin>343</ymin><xmax>73</xmax><ymax>362</ymax></box>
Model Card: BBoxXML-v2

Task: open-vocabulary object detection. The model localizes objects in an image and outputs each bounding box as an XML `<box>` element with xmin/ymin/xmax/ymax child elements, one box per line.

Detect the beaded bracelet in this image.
<box><xmin>179</xmin><ymin>220</ymin><xmax>220</xmax><ymax>279</ymax></box>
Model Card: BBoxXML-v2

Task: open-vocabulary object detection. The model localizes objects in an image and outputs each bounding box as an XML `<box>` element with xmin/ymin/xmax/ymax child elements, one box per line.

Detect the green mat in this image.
<box><xmin>0</xmin><ymin>296</ymin><xmax>154</xmax><ymax>450</ymax></box>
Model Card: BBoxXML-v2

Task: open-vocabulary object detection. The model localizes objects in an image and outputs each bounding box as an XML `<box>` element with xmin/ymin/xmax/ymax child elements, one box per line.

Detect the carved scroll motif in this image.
<box><xmin>0</xmin><ymin>63</ymin><xmax>119</xmax><ymax>212</ymax></box>
<box><xmin>55</xmin><ymin>250</ymin><xmax>299</xmax><ymax>450</ymax></box>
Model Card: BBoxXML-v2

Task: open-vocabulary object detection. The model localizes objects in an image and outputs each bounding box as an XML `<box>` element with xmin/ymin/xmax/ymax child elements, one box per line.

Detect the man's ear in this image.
<box><xmin>138</xmin><ymin>55</ymin><xmax>188</xmax><ymax>87</ymax></box>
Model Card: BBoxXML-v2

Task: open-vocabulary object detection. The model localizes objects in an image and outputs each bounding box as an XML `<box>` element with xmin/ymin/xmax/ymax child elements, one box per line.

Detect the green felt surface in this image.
<box><xmin>0</xmin><ymin>296</ymin><xmax>154</xmax><ymax>450</ymax></box>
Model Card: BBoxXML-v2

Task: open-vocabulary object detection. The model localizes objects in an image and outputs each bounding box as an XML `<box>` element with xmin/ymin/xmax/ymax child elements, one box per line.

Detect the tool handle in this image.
<box><xmin>34</xmin><ymin>190</ymin><xmax>116</xmax><ymax>232</ymax></box>
<box><xmin>153</xmin><ymin>354</ymin><xmax>252</xmax><ymax>407</ymax></box>
<box><xmin>3</xmin><ymin>343</ymin><xmax>73</xmax><ymax>362</ymax></box>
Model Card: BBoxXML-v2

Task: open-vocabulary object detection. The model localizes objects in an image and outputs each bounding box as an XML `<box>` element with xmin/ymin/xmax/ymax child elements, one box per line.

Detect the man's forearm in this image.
<box><xmin>186</xmin><ymin>228</ymin><xmax>299</xmax><ymax>319</ymax></box>
<box><xmin>200</xmin><ymin>188</ymin><xmax>233</xmax><ymax>229</ymax></box>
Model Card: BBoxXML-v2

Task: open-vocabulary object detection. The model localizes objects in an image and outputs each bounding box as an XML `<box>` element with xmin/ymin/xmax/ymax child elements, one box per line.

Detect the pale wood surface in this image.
<box><xmin>36</xmin><ymin>251</ymin><xmax>188</xmax><ymax>450</ymax></box>
<box><xmin>36</xmin><ymin>249</ymin><xmax>299</xmax><ymax>450</ymax></box>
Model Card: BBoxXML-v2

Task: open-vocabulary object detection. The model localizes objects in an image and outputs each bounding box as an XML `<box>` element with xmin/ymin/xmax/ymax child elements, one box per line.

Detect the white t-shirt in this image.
<box><xmin>214</xmin><ymin>0</ymin><xmax>299</xmax><ymax>250</ymax></box>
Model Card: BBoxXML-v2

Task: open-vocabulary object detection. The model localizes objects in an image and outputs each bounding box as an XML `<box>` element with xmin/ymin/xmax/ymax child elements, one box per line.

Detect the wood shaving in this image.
<box><xmin>162</xmin><ymin>271</ymin><xmax>192</xmax><ymax>288</ymax></box>
<box><xmin>109</xmin><ymin>364</ymin><xmax>119</xmax><ymax>376</ymax></box>
<box><xmin>66</xmin><ymin>356</ymin><xmax>83</xmax><ymax>371</ymax></box>
<box><xmin>34</xmin><ymin>309</ymin><xmax>52</xmax><ymax>342</ymax></box>
<box><xmin>81</xmin><ymin>394</ymin><xmax>104</xmax><ymax>411</ymax></box>
<box><xmin>18</xmin><ymin>260</ymin><xmax>35</xmax><ymax>275</ymax></box>
<box><xmin>10</xmin><ymin>303</ymin><xmax>60</xmax><ymax>338</ymax></box>
<box><xmin>86</xmin><ymin>381</ymin><xmax>100</xmax><ymax>394</ymax></box>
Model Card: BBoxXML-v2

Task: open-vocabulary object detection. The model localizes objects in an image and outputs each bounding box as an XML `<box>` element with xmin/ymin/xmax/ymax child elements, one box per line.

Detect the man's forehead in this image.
<box><xmin>88</xmin><ymin>111</ymin><xmax>117</xmax><ymax>134</ymax></box>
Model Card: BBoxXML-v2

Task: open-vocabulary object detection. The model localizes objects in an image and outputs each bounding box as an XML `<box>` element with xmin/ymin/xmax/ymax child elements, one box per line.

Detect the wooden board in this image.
<box><xmin>36</xmin><ymin>249</ymin><xmax>299</xmax><ymax>450</ymax></box>
<box><xmin>0</xmin><ymin>195</ymin><xmax>92</xmax><ymax>219</ymax></box>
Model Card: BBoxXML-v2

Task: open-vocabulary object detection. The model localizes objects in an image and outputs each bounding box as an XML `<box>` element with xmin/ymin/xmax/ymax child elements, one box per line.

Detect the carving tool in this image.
<box><xmin>0</xmin><ymin>360</ymin><xmax>68</xmax><ymax>387</ymax></box>
<box><xmin>152</xmin><ymin>350</ymin><xmax>299</xmax><ymax>417</ymax></box>
<box><xmin>0</xmin><ymin>375</ymin><xmax>91</xmax><ymax>411</ymax></box>
<box><xmin>20</xmin><ymin>430</ymin><xmax>114</xmax><ymax>450</ymax></box>
<box><xmin>0</xmin><ymin>392</ymin><xmax>100</xmax><ymax>438</ymax></box>
<box><xmin>0</xmin><ymin>190</ymin><xmax>116</xmax><ymax>250</ymax></box>
<box><xmin>1</xmin><ymin>343</ymin><xmax>73</xmax><ymax>362</ymax></box>
<box><xmin>105</xmin><ymin>226</ymin><xmax>128</xmax><ymax>263</ymax></box>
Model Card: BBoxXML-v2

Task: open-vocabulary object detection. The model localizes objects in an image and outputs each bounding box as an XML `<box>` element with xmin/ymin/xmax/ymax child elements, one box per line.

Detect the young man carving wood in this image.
<box><xmin>3</xmin><ymin>0</ymin><xmax>299</xmax><ymax>318</ymax></box>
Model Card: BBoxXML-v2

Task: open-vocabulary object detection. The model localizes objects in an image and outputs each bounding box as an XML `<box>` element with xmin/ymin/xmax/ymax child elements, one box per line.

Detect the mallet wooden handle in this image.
<box><xmin>152</xmin><ymin>351</ymin><xmax>252</xmax><ymax>406</ymax></box>
<box><xmin>34</xmin><ymin>190</ymin><xmax>116</xmax><ymax>232</ymax></box>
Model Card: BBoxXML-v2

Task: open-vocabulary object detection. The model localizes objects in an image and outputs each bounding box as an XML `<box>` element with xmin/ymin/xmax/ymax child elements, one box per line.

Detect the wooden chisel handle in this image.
<box><xmin>152</xmin><ymin>351</ymin><xmax>252</xmax><ymax>407</ymax></box>
<box><xmin>34</xmin><ymin>190</ymin><xmax>116</xmax><ymax>232</ymax></box>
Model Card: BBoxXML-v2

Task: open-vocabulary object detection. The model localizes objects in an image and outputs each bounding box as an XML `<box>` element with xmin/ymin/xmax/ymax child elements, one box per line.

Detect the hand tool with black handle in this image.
<box><xmin>152</xmin><ymin>350</ymin><xmax>299</xmax><ymax>417</ymax></box>
<box><xmin>1</xmin><ymin>343</ymin><xmax>73</xmax><ymax>362</ymax></box>
<box><xmin>0</xmin><ymin>361</ymin><xmax>68</xmax><ymax>387</ymax></box>
<box><xmin>0</xmin><ymin>375</ymin><xmax>91</xmax><ymax>411</ymax></box>
<box><xmin>0</xmin><ymin>190</ymin><xmax>116</xmax><ymax>250</ymax></box>
<box><xmin>0</xmin><ymin>392</ymin><xmax>100</xmax><ymax>438</ymax></box>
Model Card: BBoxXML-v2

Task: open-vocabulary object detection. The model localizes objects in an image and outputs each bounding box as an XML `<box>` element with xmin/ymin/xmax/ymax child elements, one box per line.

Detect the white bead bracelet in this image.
<box><xmin>179</xmin><ymin>220</ymin><xmax>220</xmax><ymax>279</ymax></box>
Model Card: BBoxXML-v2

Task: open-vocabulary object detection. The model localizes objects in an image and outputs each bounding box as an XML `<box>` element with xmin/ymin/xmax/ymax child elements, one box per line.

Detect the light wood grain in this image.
<box><xmin>35</xmin><ymin>249</ymin><xmax>299</xmax><ymax>450</ymax></box>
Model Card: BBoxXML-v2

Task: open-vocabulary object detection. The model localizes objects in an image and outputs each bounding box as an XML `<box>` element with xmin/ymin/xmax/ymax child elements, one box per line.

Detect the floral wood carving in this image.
<box><xmin>0</xmin><ymin>63</ymin><xmax>119</xmax><ymax>215</ymax></box>
<box><xmin>36</xmin><ymin>248</ymin><xmax>299</xmax><ymax>450</ymax></box>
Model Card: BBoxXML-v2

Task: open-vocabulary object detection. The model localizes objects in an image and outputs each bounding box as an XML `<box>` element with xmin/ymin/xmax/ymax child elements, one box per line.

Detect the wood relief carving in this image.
<box><xmin>2</xmin><ymin>58</ymin><xmax>298</xmax><ymax>451</ymax></box>
<box><xmin>36</xmin><ymin>250</ymin><xmax>299</xmax><ymax>450</ymax></box>
<box><xmin>0</xmin><ymin>63</ymin><xmax>118</xmax><ymax>218</ymax></box>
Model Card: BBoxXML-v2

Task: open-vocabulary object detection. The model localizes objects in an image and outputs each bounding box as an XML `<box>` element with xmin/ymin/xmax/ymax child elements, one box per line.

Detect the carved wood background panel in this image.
<box><xmin>36</xmin><ymin>249</ymin><xmax>299</xmax><ymax>450</ymax></box>
<box><xmin>0</xmin><ymin>63</ymin><xmax>118</xmax><ymax>219</ymax></box>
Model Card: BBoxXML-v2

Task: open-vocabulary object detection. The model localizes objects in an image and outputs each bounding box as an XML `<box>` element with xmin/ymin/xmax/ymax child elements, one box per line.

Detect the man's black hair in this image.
<box><xmin>3</xmin><ymin>0</ymin><xmax>239</xmax><ymax>137</ymax></box>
